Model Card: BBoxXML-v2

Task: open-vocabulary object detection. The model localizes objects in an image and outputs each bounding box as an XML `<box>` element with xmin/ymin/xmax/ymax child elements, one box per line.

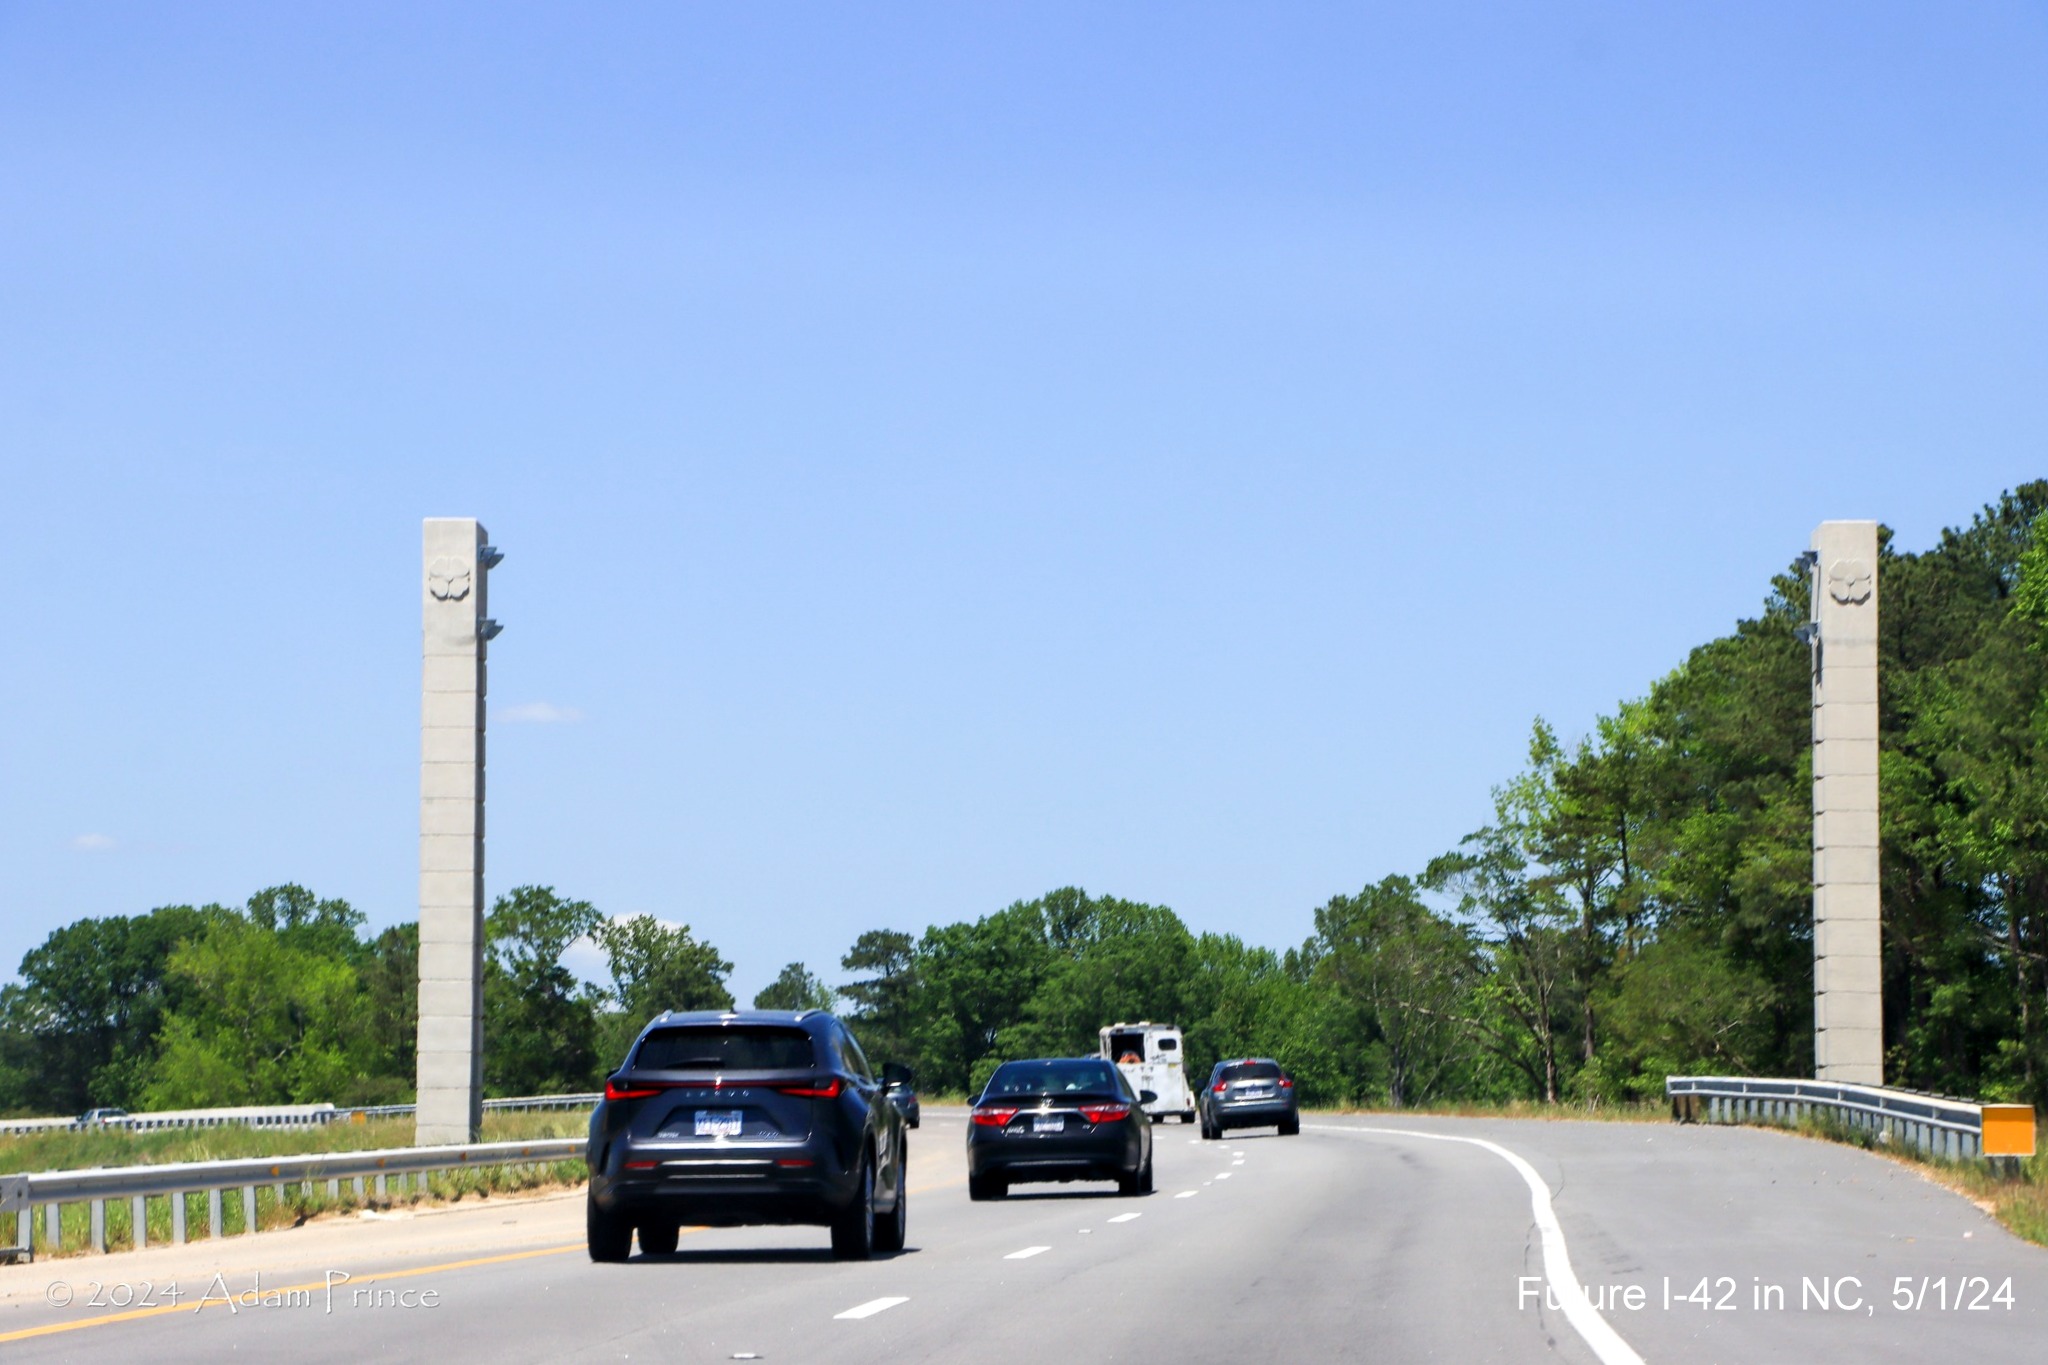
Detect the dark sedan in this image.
<box><xmin>966</xmin><ymin>1058</ymin><xmax>1154</xmax><ymax>1199</ymax></box>
<box><xmin>1199</xmin><ymin>1057</ymin><xmax>1299</xmax><ymax>1138</ymax></box>
<box><xmin>585</xmin><ymin>1009</ymin><xmax>908</xmax><ymax>1261</ymax></box>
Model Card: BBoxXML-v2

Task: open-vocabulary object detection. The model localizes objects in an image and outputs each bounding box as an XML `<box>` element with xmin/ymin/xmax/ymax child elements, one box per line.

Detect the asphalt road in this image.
<box><xmin>3</xmin><ymin>1110</ymin><xmax>2044</xmax><ymax>1362</ymax></box>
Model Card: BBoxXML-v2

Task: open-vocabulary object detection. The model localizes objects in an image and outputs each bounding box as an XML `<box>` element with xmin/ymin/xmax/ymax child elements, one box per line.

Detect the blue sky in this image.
<box><xmin>3</xmin><ymin>2</ymin><xmax>2044</xmax><ymax>1004</ymax></box>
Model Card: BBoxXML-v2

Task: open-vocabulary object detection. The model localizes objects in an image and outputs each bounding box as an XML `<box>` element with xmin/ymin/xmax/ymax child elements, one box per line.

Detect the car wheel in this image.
<box><xmin>1181</xmin><ymin>1110</ymin><xmax>1196</xmax><ymax>1125</ymax></box>
<box><xmin>1200</xmin><ymin>1116</ymin><xmax>1218</xmax><ymax>1140</ymax></box>
<box><xmin>968</xmin><ymin>1173</ymin><xmax>1007</xmax><ymax>1201</ymax></box>
<box><xmin>637</xmin><ymin>1219</ymin><xmax>680</xmax><ymax>1256</ymax></box>
<box><xmin>874</xmin><ymin>1161</ymin><xmax>908</xmax><ymax>1253</ymax></box>
<box><xmin>1280</xmin><ymin>1114</ymin><xmax>1300</xmax><ymax>1136</ymax></box>
<box><xmin>831</xmin><ymin>1153</ymin><xmax>877</xmax><ymax>1260</ymax></box>
<box><xmin>1138</xmin><ymin>1154</ymin><xmax>1155</xmax><ymax>1195</ymax></box>
<box><xmin>586</xmin><ymin>1198</ymin><xmax>632</xmax><ymax>1263</ymax></box>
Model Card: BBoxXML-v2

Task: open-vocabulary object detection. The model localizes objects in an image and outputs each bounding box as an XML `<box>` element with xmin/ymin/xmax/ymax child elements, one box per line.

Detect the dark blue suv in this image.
<box><xmin>586</xmin><ymin>1009</ymin><xmax>911</xmax><ymax>1261</ymax></box>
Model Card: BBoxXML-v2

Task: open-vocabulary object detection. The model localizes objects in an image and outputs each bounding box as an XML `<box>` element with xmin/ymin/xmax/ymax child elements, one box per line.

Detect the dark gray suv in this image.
<box><xmin>586</xmin><ymin>1009</ymin><xmax>911</xmax><ymax>1261</ymax></box>
<box><xmin>1199</xmin><ymin>1057</ymin><xmax>1299</xmax><ymax>1138</ymax></box>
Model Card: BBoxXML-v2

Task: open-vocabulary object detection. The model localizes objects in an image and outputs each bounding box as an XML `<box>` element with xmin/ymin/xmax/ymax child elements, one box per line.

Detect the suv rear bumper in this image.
<box><xmin>590</xmin><ymin>1144</ymin><xmax>862</xmax><ymax>1227</ymax></box>
<box><xmin>1212</xmin><ymin>1098</ymin><xmax>1295</xmax><ymax>1129</ymax></box>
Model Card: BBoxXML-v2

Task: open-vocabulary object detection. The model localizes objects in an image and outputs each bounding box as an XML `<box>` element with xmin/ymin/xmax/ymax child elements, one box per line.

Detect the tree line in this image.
<box><xmin>6</xmin><ymin>483</ymin><xmax>2047</xmax><ymax>1116</ymax></box>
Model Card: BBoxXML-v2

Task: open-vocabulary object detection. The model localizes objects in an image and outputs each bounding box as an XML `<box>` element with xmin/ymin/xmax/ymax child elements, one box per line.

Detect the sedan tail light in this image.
<box><xmin>772</xmin><ymin>1077</ymin><xmax>843</xmax><ymax>1098</ymax></box>
<box><xmin>1078</xmin><ymin>1103</ymin><xmax>1131</xmax><ymax>1124</ymax></box>
<box><xmin>971</xmin><ymin>1106</ymin><xmax>1020</xmax><ymax>1127</ymax></box>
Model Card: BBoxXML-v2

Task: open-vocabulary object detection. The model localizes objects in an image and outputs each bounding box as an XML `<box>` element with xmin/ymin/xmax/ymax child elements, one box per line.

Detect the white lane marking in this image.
<box><xmin>1214</xmin><ymin>1172</ymin><xmax>1232</xmax><ymax>1180</ymax></box>
<box><xmin>1311</xmin><ymin>1124</ymin><xmax>1646</xmax><ymax>1365</ymax></box>
<box><xmin>834</xmin><ymin>1297</ymin><xmax>909</xmax><ymax>1320</ymax></box>
<box><xmin>1108</xmin><ymin>1212</ymin><xmax>1141</xmax><ymax>1223</ymax></box>
<box><xmin>1005</xmin><ymin>1246</ymin><xmax>1051</xmax><ymax>1260</ymax></box>
<box><xmin>1175</xmin><ymin>1190</ymin><xmax>1198</xmax><ymax>1199</ymax></box>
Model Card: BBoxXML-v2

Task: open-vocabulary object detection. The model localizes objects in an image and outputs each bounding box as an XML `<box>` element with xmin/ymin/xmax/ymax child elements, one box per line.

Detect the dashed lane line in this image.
<box><xmin>1309</xmin><ymin>1124</ymin><xmax>1646</xmax><ymax>1365</ymax></box>
<box><xmin>1107</xmin><ymin>1213</ymin><xmax>1141</xmax><ymax>1224</ymax></box>
<box><xmin>835</xmin><ymin>1297</ymin><xmax>910</xmax><ymax>1320</ymax></box>
<box><xmin>1174</xmin><ymin>1190</ymin><xmax>1199</xmax><ymax>1199</ymax></box>
<box><xmin>1004</xmin><ymin>1246</ymin><xmax>1051</xmax><ymax>1260</ymax></box>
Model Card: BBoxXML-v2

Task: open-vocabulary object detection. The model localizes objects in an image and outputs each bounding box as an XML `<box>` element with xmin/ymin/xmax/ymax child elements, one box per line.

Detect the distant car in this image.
<box><xmin>79</xmin><ymin>1108</ymin><xmax>128</xmax><ymax>1126</ymax></box>
<box><xmin>1199</xmin><ymin>1058</ymin><xmax>1299</xmax><ymax>1138</ymax></box>
<box><xmin>886</xmin><ymin>1075</ymin><xmax>921</xmax><ymax>1129</ymax></box>
<box><xmin>585</xmin><ymin>1009</ymin><xmax>909</xmax><ymax>1262</ymax></box>
<box><xmin>966</xmin><ymin>1057</ymin><xmax>1154</xmax><ymax>1199</ymax></box>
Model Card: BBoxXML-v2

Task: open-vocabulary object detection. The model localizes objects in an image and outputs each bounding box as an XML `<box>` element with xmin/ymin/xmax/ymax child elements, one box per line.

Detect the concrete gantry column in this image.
<box><xmin>1809</xmin><ymin>520</ymin><xmax>1882</xmax><ymax>1084</ymax></box>
<box><xmin>417</xmin><ymin>519</ymin><xmax>500</xmax><ymax>1144</ymax></box>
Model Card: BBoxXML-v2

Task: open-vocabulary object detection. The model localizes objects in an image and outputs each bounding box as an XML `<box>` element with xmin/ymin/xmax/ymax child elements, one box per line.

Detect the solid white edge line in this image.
<box><xmin>1004</xmin><ymin>1246</ymin><xmax>1051</xmax><ymax>1260</ymax></box>
<box><xmin>834</xmin><ymin>1296</ymin><xmax>910</xmax><ymax>1320</ymax></box>
<box><xmin>1309</xmin><ymin>1124</ymin><xmax>1646</xmax><ymax>1365</ymax></box>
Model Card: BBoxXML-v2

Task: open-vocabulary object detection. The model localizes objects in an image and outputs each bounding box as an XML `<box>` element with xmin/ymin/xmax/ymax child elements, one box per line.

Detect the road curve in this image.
<box><xmin>2</xmin><ymin>1110</ymin><xmax>2043</xmax><ymax>1362</ymax></box>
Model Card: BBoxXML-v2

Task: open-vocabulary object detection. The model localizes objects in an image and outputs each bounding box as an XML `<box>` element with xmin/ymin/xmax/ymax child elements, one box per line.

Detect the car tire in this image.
<box><xmin>1138</xmin><ymin>1154</ymin><xmax>1155</xmax><ymax>1195</ymax></box>
<box><xmin>1181</xmin><ymin>1110</ymin><xmax>1195</xmax><ymax>1125</ymax></box>
<box><xmin>1200</xmin><ymin>1116</ymin><xmax>1218</xmax><ymax>1140</ymax></box>
<box><xmin>874</xmin><ymin>1162</ymin><xmax>907</xmax><ymax>1253</ymax></box>
<box><xmin>968</xmin><ymin>1173</ymin><xmax>1007</xmax><ymax>1201</ymax></box>
<box><xmin>637</xmin><ymin>1219</ymin><xmax>680</xmax><ymax>1256</ymax></box>
<box><xmin>587</xmin><ymin>1199</ymin><xmax>632</xmax><ymax>1263</ymax></box>
<box><xmin>1280</xmin><ymin>1114</ymin><xmax>1300</xmax><ymax>1136</ymax></box>
<box><xmin>832</xmin><ymin>1153</ymin><xmax>877</xmax><ymax>1260</ymax></box>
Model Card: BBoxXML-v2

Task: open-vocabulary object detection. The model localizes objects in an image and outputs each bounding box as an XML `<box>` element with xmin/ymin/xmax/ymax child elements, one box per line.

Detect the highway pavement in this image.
<box><xmin>2</xmin><ymin>1109</ymin><xmax>2044</xmax><ymax>1362</ymax></box>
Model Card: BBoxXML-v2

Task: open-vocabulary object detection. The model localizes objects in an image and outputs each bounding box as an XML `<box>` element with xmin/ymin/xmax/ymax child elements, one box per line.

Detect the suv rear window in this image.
<box><xmin>633</xmin><ymin>1026</ymin><xmax>815</xmax><ymax>1072</ymax></box>
<box><xmin>1218</xmin><ymin>1061</ymin><xmax>1282</xmax><ymax>1081</ymax></box>
<box><xmin>985</xmin><ymin>1060</ymin><xmax>1123</xmax><ymax>1097</ymax></box>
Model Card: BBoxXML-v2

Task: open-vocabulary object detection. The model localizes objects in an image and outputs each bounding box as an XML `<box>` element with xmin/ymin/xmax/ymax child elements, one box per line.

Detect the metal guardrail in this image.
<box><xmin>5</xmin><ymin>1138</ymin><xmax>586</xmax><ymax>1262</ymax></box>
<box><xmin>0</xmin><ymin>1094</ymin><xmax>602</xmax><ymax>1138</ymax></box>
<box><xmin>1666</xmin><ymin>1075</ymin><xmax>1991</xmax><ymax>1159</ymax></box>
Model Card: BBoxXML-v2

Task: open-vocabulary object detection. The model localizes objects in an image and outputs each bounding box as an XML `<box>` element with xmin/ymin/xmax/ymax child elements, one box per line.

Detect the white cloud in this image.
<box><xmin>495</xmin><ymin>701</ymin><xmax>584</xmax><ymax>724</ymax></box>
<box><xmin>70</xmin><ymin>833</ymin><xmax>117</xmax><ymax>852</ymax></box>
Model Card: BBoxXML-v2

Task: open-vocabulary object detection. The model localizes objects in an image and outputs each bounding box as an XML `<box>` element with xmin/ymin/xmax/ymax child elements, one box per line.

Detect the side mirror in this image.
<box><xmin>882</xmin><ymin>1062</ymin><xmax>914</xmax><ymax>1090</ymax></box>
<box><xmin>1139</xmin><ymin>1090</ymin><xmax>1158</xmax><ymax>1105</ymax></box>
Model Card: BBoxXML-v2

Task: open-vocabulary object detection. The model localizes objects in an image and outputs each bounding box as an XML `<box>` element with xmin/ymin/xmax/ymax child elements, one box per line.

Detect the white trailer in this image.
<box><xmin>1099</xmin><ymin>1021</ymin><xmax>1195</xmax><ymax>1124</ymax></box>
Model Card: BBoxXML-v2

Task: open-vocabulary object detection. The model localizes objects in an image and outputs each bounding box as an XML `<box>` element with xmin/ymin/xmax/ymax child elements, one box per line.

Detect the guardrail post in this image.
<box><xmin>375</xmin><ymin>1173</ymin><xmax>388</xmax><ymax>1197</ymax></box>
<box><xmin>173</xmin><ymin>1191</ymin><xmax>187</xmax><ymax>1243</ymax></box>
<box><xmin>132</xmin><ymin>1195</ymin><xmax>146</xmax><ymax>1249</ymax></box>
<box><xmin>89</xmin><ymin>1199</ymin><xmax>105</xmax><ymax>1253</ymax></box>
<box><xmin>16</xmin><ymin>1209</ymin><xmax>29</xmax><ymax>1255</ymax></box>
<box><xmin>243</xmin><ymin>1185</ymin><xmax>258</xmax><ymax>1234</ymax></box>
<box><xmin>208</xmin><ymin>1188</ymin><xmax>222</xmax><ymax>1239</ymax></box>
<box><xmin>352</xmin><ymin>1176</ymin><xmax>365</xmax><ymax>1199</ymax></box>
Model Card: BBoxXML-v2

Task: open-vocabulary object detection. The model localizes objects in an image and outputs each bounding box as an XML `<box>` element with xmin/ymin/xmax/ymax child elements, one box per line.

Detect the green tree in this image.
<box><xmin>753</xmin><ymin>962</ymin><xmax>835</xmax><ymax>1012</ymax></box>
<box><xmin>591</xmin><ymin>914</ymin><xmax>734</xmax><ymax>1068</ymax></box>
<box><xmin>839</xmin><ymin>929</ymin><xmax>917</xmax><ymax>1064</ymax></box>
<box><xmin>484</xmin><ymin>886</ymin><xmax>604</xmax><ymax>1096</ymax></box>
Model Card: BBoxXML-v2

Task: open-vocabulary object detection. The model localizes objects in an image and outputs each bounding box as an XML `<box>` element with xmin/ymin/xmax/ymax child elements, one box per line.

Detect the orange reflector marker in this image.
<box><xmin>1981</xmin><ymin>1104</ymin><xmax>2036</xmax><ymax>1157</ymax></box>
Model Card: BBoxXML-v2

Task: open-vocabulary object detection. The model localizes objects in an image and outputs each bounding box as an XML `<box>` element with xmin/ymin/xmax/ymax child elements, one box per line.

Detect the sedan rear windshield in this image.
<box><xmin>1218</xmin><ymin>1061</ymin><xmax>1282</xmax><ymax>1081</ymax></box>
<box><xmin>984</xmin><ymin>1060</ymin><xmax>1123</xmax><ymax>1097</ymax></box>
<box><xmin>633</xmin><ymin>1026</ymin><xmax>815</xmax><ymax>1072</ymax></box>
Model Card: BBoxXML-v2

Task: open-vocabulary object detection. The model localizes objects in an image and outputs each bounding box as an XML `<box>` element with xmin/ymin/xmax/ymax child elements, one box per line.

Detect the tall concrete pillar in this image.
<box><xmin>417</xmin><ymin>519</ymin><xmax>501</xmax><ymax>1144</ymax></box>
<box><xmin>1809</xmin><ymin>520</ymin><xmax>1882</xmax><ymax>1084</ymax></box>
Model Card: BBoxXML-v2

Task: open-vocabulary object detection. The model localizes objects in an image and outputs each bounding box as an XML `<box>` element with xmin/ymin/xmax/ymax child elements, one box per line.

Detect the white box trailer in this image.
<box><xmin>1099</xmin><ymin>1021</ymin><xmax>1195</xmax><ymax>1124</ymax></box>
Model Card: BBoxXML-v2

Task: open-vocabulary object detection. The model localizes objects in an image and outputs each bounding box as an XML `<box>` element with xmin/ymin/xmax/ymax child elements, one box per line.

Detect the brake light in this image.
<box><xmin>605</xmin><ymin>1079</ymin><xmax>665</xmax><ymax>1102</ymax></box>
<box><xmin>623</xmin><ymin>1160</ymin><xmax>659</xmax><ymax>1170</ymax></box>
<box><xmin>772</xmin><ymin>1077</ymin><xmax>843</xmax><ymax>1099</ymax></box>
<box><xmin>1213</xmin><ymin>1082</ymin><xmax>1227</xmax><ymax>1094</ymax></box>
<box><xmin>971</xmin><ymin>1106</ymin><xmax>1020</xmax><ymax>1127</ymax></box>
<box><xmin>1079</xmin><ymin>1103</ymin><xmax>1131</xmax><ymax>1124</ymax></box>
<box><xmin>1279</xmin><ymin>1077</ymin><xmax>1294</xmax><ymax>1089</ymax></box>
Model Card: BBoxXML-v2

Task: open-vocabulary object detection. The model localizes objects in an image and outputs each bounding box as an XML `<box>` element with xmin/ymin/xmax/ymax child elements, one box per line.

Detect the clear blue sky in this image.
<box><xmin>3</xmin><ymin>2</ymin><xmax>2044</xmax><ymax>1004</ymax></box>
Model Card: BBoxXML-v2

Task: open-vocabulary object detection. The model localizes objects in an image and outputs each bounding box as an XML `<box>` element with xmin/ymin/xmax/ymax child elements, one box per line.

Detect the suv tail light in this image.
<box><xmin>1078</xmin><ymin>1103</ymin><xmax>1131</xmax><ymax>1124</ymax></box>
<box><xmin>971</xmin><ymin>1106</ymin><xmax>1020</xmax><ymax>1127</ymax></box>
<box><xmin>605</xmin><ymin>1078</ymin><xmax>667</xmax><ymax>1102</ymax></box>
<box><xmin>1278</xmin><ymin>1077</ymin><xmax>1294</xmax><ymax>1089</ymax></box>
<box><xmin>1212</xmin><ymin>1082</ymin><xmax>1227</xmax><ymax>1094</ymax></box>
<box><xmin>772</xmin><ymin>1077</ymin><xmax>843</xmax><ymax>1099</ymax></box>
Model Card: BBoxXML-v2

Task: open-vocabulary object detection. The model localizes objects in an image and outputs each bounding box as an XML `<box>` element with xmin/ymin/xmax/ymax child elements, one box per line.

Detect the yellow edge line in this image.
<box><xmin>0</xmin><ymin>1241</ymin><xmax>589</xmax><ymax>1344</ymax></box>
<box><xmin>2</xmin><ymin>1172</ymin><xmax>965</xmax><ymax>1346</ymax></box>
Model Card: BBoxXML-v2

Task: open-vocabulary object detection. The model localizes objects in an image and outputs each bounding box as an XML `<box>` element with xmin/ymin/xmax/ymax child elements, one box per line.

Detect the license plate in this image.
<box><xmin>694</xmin><ymin>1109</ymin><xmax>744</xmax><ymax>1137</ymax></box>
<box><xmin>1032</xmin><ymin>1114</ymin><xmax>1064</xmax><ymax>1133</ymax></box>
